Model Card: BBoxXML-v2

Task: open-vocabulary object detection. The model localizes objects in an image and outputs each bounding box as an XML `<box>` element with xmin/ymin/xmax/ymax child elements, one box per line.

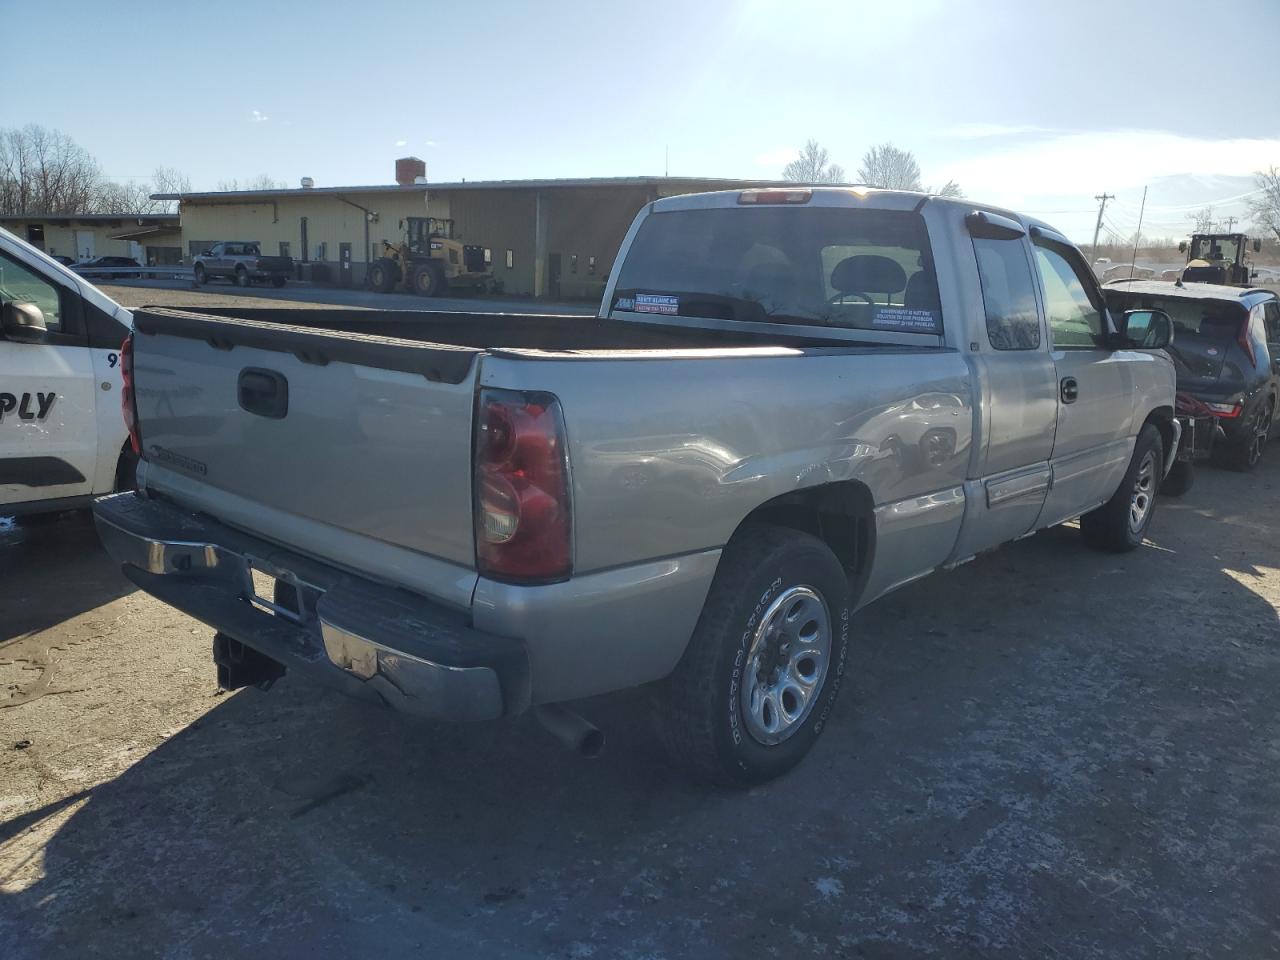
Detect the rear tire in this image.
<box><xmin>1081</xmin><ymin>423</ymin><xmax>1163</xmax><ymax>552</ymax></box>
<box><xmin>650</xmin><ymin>522</ymin><xmax>851</xmax><ymax>786</ymax></box>
<box><xmin>270</xmin><ymin>276</ymin><xmax>287</xmax><ymax>288</ymax></box>
<box><xmin>1159</xmin><ymin>459</ymin><xmax>1194</xmax><ymax>497</ymax></box>
<box><xmin>235</xmin><ymin>267</ymin><xmax>251</xmax><ymax>288</ymax></box>
<box><xmin>1221</xmin><ymin>396</ymin><xmax>1273</xmax><ymax>472</ymax></box>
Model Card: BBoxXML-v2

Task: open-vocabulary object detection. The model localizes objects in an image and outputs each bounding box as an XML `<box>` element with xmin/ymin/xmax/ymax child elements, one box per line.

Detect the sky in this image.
<box><xmin>6</xmin><ymin>0</ymin><xmax>1280</xmax><ymax>242</ymax></box>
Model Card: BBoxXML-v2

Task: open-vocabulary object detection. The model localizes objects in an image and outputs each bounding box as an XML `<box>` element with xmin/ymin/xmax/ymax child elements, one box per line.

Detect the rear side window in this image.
<box><xmin>612</xmin><ymin>207</ymin><xmax>942</xmax><ymax>334</ymax></box>
<box><xmin>0</xmin><ymin>252</ymin><xmax>63</xmax><ymax>331</ymax></box>
<box><xmin>973</xmin><ymin>236</ymin><xmax>1040</xmax><ymax>350</ymax></box>
<box><xmin>1264</xmin><ymin>301</ymin><xmax>1280</xmax><ymax>343</ymax></box>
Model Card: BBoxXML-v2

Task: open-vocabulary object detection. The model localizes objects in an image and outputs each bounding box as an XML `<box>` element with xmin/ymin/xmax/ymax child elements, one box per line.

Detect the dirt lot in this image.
<box><xmin>2</xmin><ymin>456</ymin><xmax>1279</xmax><ymax>957</ymax></box>
<box><xmin>95</xmin><ymin>278</ymin><xmax>595</xmax><ymax>315</ymax></box>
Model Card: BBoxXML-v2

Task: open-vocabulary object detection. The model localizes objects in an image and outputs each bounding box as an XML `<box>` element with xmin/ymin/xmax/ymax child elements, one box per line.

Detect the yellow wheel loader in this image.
<box><xmin>367</xmin><ymin>217</ymin><xmax>492</xmax><ymax>297</ymax></box>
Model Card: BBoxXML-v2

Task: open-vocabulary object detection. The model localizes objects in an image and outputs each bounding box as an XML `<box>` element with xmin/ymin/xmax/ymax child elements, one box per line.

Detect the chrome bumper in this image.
<box><xmin>92</xmin><ymin>492</ymin><xmax>529</xmax><ymax>721</ymax></box>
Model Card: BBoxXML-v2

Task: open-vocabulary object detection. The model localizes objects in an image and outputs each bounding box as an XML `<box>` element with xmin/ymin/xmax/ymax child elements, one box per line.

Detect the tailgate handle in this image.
<box><xmin>238</xmin><ymin>368</ymin><xmax>288</xmax><ymax>419</ymax></box>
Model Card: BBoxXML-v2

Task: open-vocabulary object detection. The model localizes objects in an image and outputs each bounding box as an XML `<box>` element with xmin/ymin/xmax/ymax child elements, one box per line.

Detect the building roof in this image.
<box><xmin>151</xmin><ymin>176</ymin><xmax>791</xmax><ymax>202</ymax></box>
<box><xmin>0</xmin><ymin>213</ymin><xmax>178</xmax><ymax>224</ymax></box>
<box><xmin>109</xmin><ymin>224</ymin><xmax>184</xmax><ymax>242</ymax></box>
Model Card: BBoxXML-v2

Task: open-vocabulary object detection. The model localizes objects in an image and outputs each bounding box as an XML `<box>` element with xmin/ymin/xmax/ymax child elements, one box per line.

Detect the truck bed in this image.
<box><xmin>139</xmin><ymin>305</ymin><xmax>856</xmax><ymax>368</ymax></box>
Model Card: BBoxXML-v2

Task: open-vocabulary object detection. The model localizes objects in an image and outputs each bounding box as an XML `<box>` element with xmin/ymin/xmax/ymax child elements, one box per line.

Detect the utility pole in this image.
<box><xmin>1223</xmin><ymin>215</ymin><xmax>1238</xmax><ymax>231</ymax></box>
<box><xmin>1091</xmin><ymin>193</ymin><xmax>1115</xmax><ymax>258</ymax></box>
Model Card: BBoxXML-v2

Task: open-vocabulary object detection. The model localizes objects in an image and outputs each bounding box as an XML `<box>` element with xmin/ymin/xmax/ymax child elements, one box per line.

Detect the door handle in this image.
<box><xmin>1060</xmin><ymin>376</ymin><xmax>1079</xmax><ymax>404</ymax></box>
<box><xmin>238</xmin><ymin>367</ymin><xmax>289</xmax><ymax>419</ymax></box>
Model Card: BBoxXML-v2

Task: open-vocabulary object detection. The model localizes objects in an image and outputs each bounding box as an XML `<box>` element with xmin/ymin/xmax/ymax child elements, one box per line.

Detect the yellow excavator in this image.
<box><xmin>367</xmin><ymin>217</ymin><xmax>492</xmax><ymax>297</ymax></box>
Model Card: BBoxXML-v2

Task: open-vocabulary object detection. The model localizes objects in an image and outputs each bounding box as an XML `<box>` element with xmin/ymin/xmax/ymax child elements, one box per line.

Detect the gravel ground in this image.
<box><xmin>97</xmin><ymin>278</ymin><xmax>595</xmax><ymax>315</ymax></box>
<box><xmin>2</xmin><ymin>456</ymin><xmax>1279</xmax><ymax>959</ymax></box>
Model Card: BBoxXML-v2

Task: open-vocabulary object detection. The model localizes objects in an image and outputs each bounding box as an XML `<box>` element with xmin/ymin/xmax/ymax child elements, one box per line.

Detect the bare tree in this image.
<box><xmin>217</xmin><ymin>174</ymin><xmax>288</xmax><ymax>192</ymax></box>
<box><xmin>929</xmin><ymin>179</ymin><xmax>965</xmax><ymax>199</ymax></box>
<box><xmin>782</xmin><ymin>140</ymin><xmax>846</xmax><ymax>184</ymax></box>
<box><xmin>93</xmin><ymin>179</ymin><xmax>157</xmax><ymax>214</ymax></box>
<box><xmin>1187</xmin><ymin>206</ymin><xmax>1216</xmax><ymax>233</ymax></box>
<box><xmin>0</xmin><ymin>124</ymin><xmax>103</xmax><ymax>215</ymax></box>
<box><xmin>857</xmin><ymin>143</ymin><xmax>922</xmax><ymax>190</ymax></box>
<box><xmin>1247</xmin><ymin>166</ymin><xmax>1280</xmax><ymax>243</ymax></box>
<box><xmin>150</xmin><ymin>166</ymin><xmax>191</xmax><ymax>212</ymax></box>
<box><xmin>857</xmin><ymin>143</ymin><xmax>964</xmax><ymax>197</ymax></box>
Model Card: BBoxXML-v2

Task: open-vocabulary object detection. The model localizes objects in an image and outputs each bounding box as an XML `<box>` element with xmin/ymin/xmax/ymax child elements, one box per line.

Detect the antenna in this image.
<box><xmin>664</xmin><ymin>144</ymin><xmax>669</xmax><ymax>178</ymax></box>
<box><xmin>1128</xmin><ymin>185</ymin><xmax>1147</xmax><ymax>278</ymax></box>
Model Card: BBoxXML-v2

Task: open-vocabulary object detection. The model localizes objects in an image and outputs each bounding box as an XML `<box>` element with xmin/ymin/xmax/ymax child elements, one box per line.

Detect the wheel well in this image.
<box><xmin>739</xmin><ymin>481</ymin><xmax>876</xmax><ymax>601</ymax></box>
<box><xmin>1143</xmin><ymin>405</ymin><xmax>1176</xmax><ymax>459</ymax></box>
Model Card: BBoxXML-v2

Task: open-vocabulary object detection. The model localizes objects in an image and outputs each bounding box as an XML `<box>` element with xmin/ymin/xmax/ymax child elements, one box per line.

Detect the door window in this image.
<box><xmin>0</xmin><ymin>252</ymin><xmax>63</xmax><ymax>331</ymax></box>
<box><xmin>973</xmin><ymin>236</ymin><xmax>1040</xmax><ymax>350</ymax></box>
<box><xmin>1034</xmin><ymin>242</ymin><xmax>1105</xmax><ymax>348</ymax></box>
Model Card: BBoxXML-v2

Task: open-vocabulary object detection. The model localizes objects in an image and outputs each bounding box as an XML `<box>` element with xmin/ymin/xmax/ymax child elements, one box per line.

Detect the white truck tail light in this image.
<box><xmin>474</xmin><ymin>388</ymin><xmax>572</xmax><ymax>583</ymax></box>
<box><xmin>120</xmin><ymin>334</ymin><xmax>142</xmax><ymax>454</ymax></box>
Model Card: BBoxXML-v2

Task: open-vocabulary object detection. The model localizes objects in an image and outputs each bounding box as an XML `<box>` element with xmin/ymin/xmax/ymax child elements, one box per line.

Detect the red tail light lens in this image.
<box><xmin>1237</xmin><ymin>323</ymin><xmax>1256</xmax><ymax>367</ymax></box>
<box><xmin>120</xmin><ymin>334</ymin><xmax>142</xmax><ymax>455</ymax></box>
<box><xmin>474</xmin><ymin>389</ymin><xmax>571</xmax><ymax>583</ymax></box>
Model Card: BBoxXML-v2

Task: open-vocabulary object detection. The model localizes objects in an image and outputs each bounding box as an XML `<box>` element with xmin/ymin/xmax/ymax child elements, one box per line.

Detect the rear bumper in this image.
<box><xmin>92</xmin><ymin>492</ymin><xmax>529</xmax><ymax>721</ymax></box>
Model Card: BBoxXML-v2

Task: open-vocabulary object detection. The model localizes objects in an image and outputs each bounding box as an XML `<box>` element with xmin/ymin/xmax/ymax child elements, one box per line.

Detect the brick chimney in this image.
<box><xmin>395</xmin><ymin>157</ymin><xmax>426</xmax><ymax>186</ymax></box>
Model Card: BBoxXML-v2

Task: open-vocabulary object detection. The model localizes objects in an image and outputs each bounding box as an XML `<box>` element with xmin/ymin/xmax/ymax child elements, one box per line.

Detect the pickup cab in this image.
<box><xmin>193</xmin><ymin>242</ymin><xmax>292</xmax><ymax>288</ymax></box>
<box><xmin>1</xmin><ymin>227</ymin><xmax>135</xmax><ymax>518</ymax></box>
<box><xmin>93</xmin><ymin>188</ymin><xmax>1178</xmax><ymax>784</ymax></box>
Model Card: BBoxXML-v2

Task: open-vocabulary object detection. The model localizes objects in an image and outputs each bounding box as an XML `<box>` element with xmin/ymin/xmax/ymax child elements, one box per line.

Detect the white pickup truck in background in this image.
<box><xmin>0</xmin><ymin>228</ymin><xmax>135</xmax><ymax>518</ymax></box>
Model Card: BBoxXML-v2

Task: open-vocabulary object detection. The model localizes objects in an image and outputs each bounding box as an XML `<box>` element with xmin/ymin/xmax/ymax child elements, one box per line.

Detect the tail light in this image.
<box><xmin>1201</xmin><ymin>400</ymin><xmax>1242</xmax><ymax>418</ymax></box>
<box><xmin>120</xmin><ymin>334</ymin><xmax>142</xmax><ymax>454</ymax></box>
<box><xmin>474</xmin><ymin>389</ymin><xmax>571</xmax><ymax>583</ymax></box>
<box><xmin>1237</xmin><ymin>322</ymin><xmax>1256</xmax><ymax>367</ymax></box>
<box><xmin>738</xmin><ymin>188</ymin><xmax>812</xmax><ymax>205</ymax></box>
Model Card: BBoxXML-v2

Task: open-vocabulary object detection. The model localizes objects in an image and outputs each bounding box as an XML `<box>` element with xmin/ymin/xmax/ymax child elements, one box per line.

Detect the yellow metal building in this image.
<box><xmin>0</xmin><ymin>213</ymin><xmax>181</xmax><ymax>264</ymax></box>
<box><xmin>158</xmin><ymin>165</ymin><xmax>784</xmax><ymax>299</ymax></box>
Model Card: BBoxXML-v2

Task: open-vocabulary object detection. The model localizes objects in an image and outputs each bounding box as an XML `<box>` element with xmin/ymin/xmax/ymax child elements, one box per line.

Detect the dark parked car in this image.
<box><xmin>1105</xmin><ymin>280</ymin><xmax>1280</xmax><ymax>470</ymax></box>
<box><xmin>73</xmin><ymin>255</ymin><xmax>142</xmax><ymax>279</ymax></box>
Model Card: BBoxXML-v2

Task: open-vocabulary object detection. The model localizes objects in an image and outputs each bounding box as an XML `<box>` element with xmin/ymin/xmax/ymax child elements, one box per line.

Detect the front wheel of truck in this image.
<box><xmin>1081</xmin><ymin>423</ymin><xmax>1163</xmax><ymax>552</ymax></box>
<box><xmin>650</xmin><ymin>522</ymin><xmax>851</xmax><ymax>786</ymax></box>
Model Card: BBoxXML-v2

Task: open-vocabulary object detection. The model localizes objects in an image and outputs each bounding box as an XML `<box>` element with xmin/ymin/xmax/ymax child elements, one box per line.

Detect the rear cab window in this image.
<box><xmin>611</xmin><ymin>206</ymin><xmax>942</xmax><ymax>335</ymax></box>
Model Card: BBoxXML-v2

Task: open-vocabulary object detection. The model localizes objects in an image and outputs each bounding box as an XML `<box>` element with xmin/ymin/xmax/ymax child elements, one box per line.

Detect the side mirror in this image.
<box><xmin>1117</xmin><ymin>308</ymin><xmax>1173</xmax><ymax>350</ymax></box>
<box><xmin>1</xmin><ymin>301</ymin><xmax>48</xmax><ymax>343</ymax></box>
<box><xmin>1254</xmin><ymin>239</ymin><xmax>1262</xmax><ymax>253</ymax></box>
<box><xmin>1178</xmin><ymin>241</ymin><xmax>1187</xmax><ymax>253</ymax></box>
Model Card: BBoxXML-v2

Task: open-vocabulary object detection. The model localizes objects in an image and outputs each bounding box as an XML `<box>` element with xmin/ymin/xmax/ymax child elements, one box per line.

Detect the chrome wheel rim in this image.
<box><xmin>740</xmin><ymin>586</ymin><xmax>831</xmax><ymax>746</ymax></box>
<box><xmin>1128</xmin><ymin>451</ymin><xmax>1156</xmax><ymax>533</ymax></box>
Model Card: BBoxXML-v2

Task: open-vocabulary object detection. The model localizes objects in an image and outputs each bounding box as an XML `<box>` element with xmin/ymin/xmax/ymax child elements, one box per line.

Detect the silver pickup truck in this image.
<box><xmin>193</xmin><ymin>242</ymin><xmax>292</xmax><ymax>288</ymax></box>
<box><xmin>94</xmin><ymin>188</ymin><xmax>1178</xmax><ymax>785</ymax></box>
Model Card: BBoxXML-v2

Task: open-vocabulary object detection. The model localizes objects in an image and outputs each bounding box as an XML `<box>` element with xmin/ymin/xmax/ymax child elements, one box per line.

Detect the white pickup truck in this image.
<box><xmin>93</xmin><ymin>188</ymin><xmax>1179</xmax><ymax>784</ymax></box>
<box><xmin>0</xmin><ymin>228</ymin><xmax>134</xmax><ymax>518</ymax></box>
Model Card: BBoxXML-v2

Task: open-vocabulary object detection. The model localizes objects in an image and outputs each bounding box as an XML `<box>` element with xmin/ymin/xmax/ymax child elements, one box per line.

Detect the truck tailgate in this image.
<box><xmin>131</xmin><ymin>308</ymin><xmax>480</xmax><ymax>573</ymax></box>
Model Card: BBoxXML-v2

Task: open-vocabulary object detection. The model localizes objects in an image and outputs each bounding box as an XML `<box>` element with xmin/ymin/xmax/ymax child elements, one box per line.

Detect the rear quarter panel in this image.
<box><xmin>481</xmin><ymin>348</ymin><xmax>974</xmax><ymax>584</ymax></box>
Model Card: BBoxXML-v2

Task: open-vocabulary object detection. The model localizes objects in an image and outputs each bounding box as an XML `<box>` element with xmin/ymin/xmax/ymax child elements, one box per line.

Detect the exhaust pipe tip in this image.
<box><xmin>534</xmin><ymin>704</ymin><xmax>605</xmax><ymax>759</ymax></box>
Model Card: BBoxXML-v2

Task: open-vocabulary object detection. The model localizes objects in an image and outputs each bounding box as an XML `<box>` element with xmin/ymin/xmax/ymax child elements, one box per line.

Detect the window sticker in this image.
<box><xmin>872</xmin><ymin>306</ymin><xmax>939</xmax><ymax>332</ymax></box>
<box><xmin>614</xmin><ymin>296</ymin><xmax>635</xmax><ymax>311</ymax></box>
<box><xmin>634</xmin><ymin>293</ymin><xmax>679</xmax><ymax>315</ymax></box>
